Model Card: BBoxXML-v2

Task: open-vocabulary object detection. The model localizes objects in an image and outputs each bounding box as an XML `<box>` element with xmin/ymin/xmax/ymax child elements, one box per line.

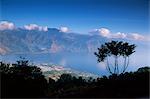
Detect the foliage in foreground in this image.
<box><xmin>0</xmin><ymin>61</ymin><xmax>149</xmax><ymax>98</ymax></box>
<box><xmin>95</xmin><ymin>41</ymin><xmax>136</xmax><ymax>74</ymax></box>
<box><xmin>0</xmin><ymin>61</ymin><xmax>48</xmax><ymax>98</ymax></box>
<box><xmin>47</xmin><ymin>67</ymin><xmax>149</xmax><ymax>98</ymax></box>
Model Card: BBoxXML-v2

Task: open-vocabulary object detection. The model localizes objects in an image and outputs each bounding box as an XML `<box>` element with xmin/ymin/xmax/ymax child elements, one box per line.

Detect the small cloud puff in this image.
<box><xmin>59</xmin><ymin>27</ymin><xmax>69</xmax><ymax>33</ymax></box>
<box><xmin>24</xmin><ymin>24</ymin><xmax>48</xmax><ymax>31</ymax></box>
<box><xmin>112</xmin><ymin>32</ymin><xmax>127</xmax><ymax>38</ymax></box>
<box><xmin>0</xmin><ymin>21</ymin><xmax>16</xmax><ymax>30</ymax></box>
<box><xmin>90</xmin><ymin>28</ymin><xmax>110</xmax><ymax>37</ymax></box>
<box><xmin>99</xmin><ymin>28</ymin><xmax>111</xmax><ymax>37</ymax></box>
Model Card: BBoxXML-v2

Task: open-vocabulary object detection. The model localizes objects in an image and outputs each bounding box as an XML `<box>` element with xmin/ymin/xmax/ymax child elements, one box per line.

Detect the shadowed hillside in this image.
<box><xmin>0</xmin><ymin>60</ymin><xmax>149</xmax><ymax>98</ymax></box>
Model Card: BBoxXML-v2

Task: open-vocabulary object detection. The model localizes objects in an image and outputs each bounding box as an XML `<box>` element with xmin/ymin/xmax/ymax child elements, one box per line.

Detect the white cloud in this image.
<box><xmin>89</xmin><ymin>28</ymin><xmax>111</xmax><ymax>37</ymax></box>
<box><xmin>98</xmin><ymin>28</ymin><xmax>111</xmax><ymax>37</ymax></box>
<box><xmin>59</xmin><ymin>27</ymin><xmax>69</xmax><ymax>33</ymax></box>
<box><xmin>128</xmin><ymin>33</ymin><xmax>145</xmax><ymax>40</ymax></box>
<box><xmin>43</xmin><ymin>26</ymin><xmax>48</xmax><ymax>31</ymax></box>
<box><xmin>90</xmin><ymin>28</ymin><xmax>126</xmax><ymax>38</ymax></box>
<box><xmin>24</xmin><ymin>24</ymin><xmax>48</xmax><ymax>31</ymax></box>
<box><xmin>89</xmin><ymin>27</ymin><xmax>149</xmax><ymax>41</ymax></box>
<box><xmin>0</xmin><ymin>21</ymin><xmax>16</xmax><ymax>30</ymax></box>
<box><xmin>112</xmin><ymin>32</ymin><xmax>127</xmax><ymax>38</ymax></box>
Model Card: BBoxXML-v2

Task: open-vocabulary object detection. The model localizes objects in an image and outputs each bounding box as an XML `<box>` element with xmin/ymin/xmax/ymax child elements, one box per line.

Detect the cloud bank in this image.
<box><xmin>113</xmin><ymin>32</ymin><xmax>127</xmax><ymax>39</ymax></box>
<box><xmin>24</xmin><ymin>24</ymin><xmax>48</xmax><ymax>31</ymax></box>
<box><xmin>128</xmin><ymin>33</ymin><xmax>145</xmax><ymax>40</ymax></box>
<box><xmin>0</xmin><ymin>21</ymin><xmax>48</xmax><ymax>32</ymax></box>
<box><xmin>59</xmin><ymin>27</ymin><xmax>70</xmax><ymax>33</ymax></box>
<box><xmin>89</xmin><ymin>28</ymin><xmax>149</xmax><ymax>41</ymax></box>
<box><xmin>0</xmin><ymin>21</ymin><xmax>149</xmax><ymax>41</ymax></box>
<box><xmin>0</xmin><ymin>21</ymin><xmax>16</xmax><ymax>30</ymax></box>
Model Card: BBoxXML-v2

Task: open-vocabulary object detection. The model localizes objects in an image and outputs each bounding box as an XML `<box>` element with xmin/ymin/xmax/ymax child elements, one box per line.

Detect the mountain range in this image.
<box><xmin>0</xmin><ymin>28</ymin><xmax>108</xmax><ymax>55</ymax></box>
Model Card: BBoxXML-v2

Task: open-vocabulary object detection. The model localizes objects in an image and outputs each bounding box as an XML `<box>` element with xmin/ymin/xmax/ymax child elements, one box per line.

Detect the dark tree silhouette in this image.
<box><xmin>16</xmin><ymin>56</ymin><xmax>29</xmax><ymax>67</ymax></box>
<box><xmin>94</xmin><ymin>41</ymin><xmax>136</xmax><ymax>74</ymax></box>
<box><xmin>1</xmin><ymin>60</ymin><xmax>149</xmax><ymax>98</ymax></box>
<box><xmin>0</xmin><ymin>59</ymin><xmax>48</xmax><ymax>98</ymax></box>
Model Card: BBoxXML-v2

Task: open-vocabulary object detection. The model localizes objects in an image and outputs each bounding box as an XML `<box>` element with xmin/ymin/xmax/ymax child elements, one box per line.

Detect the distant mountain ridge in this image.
<box><xmin>0</xmin><ymin>28</ymin><xmax>107</xmax><ymax>55</ymax></box>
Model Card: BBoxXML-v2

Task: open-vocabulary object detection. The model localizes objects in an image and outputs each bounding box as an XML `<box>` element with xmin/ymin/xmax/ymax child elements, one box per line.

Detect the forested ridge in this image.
<box><xmin>0</xmin><ymin>60</ymin><xmax>149</xmax><ymax>98</ymax></box>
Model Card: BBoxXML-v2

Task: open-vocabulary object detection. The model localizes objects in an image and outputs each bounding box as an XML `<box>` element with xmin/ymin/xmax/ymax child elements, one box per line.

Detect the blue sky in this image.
<box><xmin>1</xmin><ymin>0</ymin><xmax>149</xmax><ymax>34</ymax></box>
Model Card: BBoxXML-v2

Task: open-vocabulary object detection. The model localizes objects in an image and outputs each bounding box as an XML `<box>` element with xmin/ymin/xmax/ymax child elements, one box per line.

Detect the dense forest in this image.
<box><xmin>0</xmin><ymin>60</ymin><xmax>149</xmax><ymax>98</ymax></box>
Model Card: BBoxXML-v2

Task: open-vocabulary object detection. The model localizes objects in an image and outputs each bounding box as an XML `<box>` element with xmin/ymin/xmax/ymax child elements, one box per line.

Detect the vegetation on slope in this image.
<box><xmin>0</xmin><ymin>60</ymin><xmax>149</xmax><ymax>98</ymax></box>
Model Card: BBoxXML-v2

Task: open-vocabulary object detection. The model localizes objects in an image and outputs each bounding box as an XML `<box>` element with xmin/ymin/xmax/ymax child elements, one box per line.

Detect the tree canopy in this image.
<box><xmin>0</xmin><ymin>59</ymin><xmax>48</xmax><ymax>98</ymax></box>
<box><xmin>94</xmin><ymin>41</ymin><xmax>136</xmax><ymax>74</ymax></box>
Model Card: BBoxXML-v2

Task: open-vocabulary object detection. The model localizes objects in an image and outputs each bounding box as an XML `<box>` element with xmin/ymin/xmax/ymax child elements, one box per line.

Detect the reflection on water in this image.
<box><xmin>0</xmin><ymin>50</ymin><xmax>149</xmax><ymax>75</ymax></box>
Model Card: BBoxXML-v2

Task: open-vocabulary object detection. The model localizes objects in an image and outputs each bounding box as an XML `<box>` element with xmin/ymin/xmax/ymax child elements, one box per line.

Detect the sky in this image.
<box><xmin>0</xmin><ymin>0</ymin><xmax>149</xmax><ymax>34</ymax></box>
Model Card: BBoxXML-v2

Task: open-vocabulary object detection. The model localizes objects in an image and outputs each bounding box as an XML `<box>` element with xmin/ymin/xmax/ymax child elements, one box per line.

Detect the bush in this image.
<box><xmin>0</xmin><ymin>61</ymin><xmax>48</xmax><ymax>98</ymax></box>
